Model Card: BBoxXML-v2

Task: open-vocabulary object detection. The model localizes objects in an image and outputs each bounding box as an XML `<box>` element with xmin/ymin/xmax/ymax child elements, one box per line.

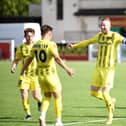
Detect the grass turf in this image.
<box><xmin>0</xmin><ymin>61</ymin><xmax>126</xmax><ymax>126</ymax></box>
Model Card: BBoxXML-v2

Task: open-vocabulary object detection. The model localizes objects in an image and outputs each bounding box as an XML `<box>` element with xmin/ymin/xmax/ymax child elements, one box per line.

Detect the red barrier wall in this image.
<box><xmin>0</xmin><ymin>42</ymin><xmax>10</xmax><ymax>59</ymax></box>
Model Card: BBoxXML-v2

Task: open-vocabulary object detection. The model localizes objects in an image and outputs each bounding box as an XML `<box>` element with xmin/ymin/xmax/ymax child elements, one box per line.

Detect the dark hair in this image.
<box><xmin>24</xmin><ymin>28</ymin><xmax>35</xmax><ymax>37</ymax></box>
<box><xmin>41</xmin><ymin>25</ymin><xmax>53</xmax><ymax>36</ymax></box>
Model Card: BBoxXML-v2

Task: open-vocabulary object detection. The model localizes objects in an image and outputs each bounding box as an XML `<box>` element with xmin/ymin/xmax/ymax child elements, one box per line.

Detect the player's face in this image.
<box><xmin>25</xmin><ymin>32</ymin><xmax>34</xmax><ymax>43</ymax></box>
<box><xmin>100</xmin><ymin>20</ymin><xmax>111</xmax><ymax>34</ymax></box>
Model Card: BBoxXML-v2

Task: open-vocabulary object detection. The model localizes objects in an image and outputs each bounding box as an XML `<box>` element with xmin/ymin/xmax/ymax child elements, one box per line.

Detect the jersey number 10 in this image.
<box><xmin>34</xmin><ymin>50</ymin><xmax>47</xmax><ymax>62</ymax></box>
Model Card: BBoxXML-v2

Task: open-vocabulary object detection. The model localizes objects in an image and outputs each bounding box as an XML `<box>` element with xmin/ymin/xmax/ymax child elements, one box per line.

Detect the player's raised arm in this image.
<box><xmin>20</xmin><ymin>56</ymin><xmax>33</xmax><ymax>75</ymax></box>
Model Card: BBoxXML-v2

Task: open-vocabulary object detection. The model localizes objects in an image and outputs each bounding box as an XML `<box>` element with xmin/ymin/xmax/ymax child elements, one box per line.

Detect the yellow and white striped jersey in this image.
<box><xmin>73</xmin><ymin>31</ymin><xmax>124</xmax><ymax>68</ymax></box>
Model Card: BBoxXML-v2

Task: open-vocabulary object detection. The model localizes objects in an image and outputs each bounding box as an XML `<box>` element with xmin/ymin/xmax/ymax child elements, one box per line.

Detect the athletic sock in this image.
<box><xmin>102</xmin><ymin>91</ymin><xmax>113</xmax><ymax>122</ymax></box>
<box><xmin>22</xmin><ymin>99</ymin><xmax>31</xmax><ymax>115</ymax></box>
<box><xmin>102</xmin><ymin>92</ymin><xmax>112</xmax><ymax>108</ymax></box>
<box><xmin>41</xmin><ymin>96</ymin><xmax>51</xmax><ymax>114</ymax></box>
<box><xmin>54</xmin><ymin>97</ymin><xmax>62</xmax><ymax>119</ymax></box>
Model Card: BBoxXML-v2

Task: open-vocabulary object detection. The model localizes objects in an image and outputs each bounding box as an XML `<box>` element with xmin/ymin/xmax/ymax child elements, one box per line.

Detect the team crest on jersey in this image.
<box><xmin>106</xmin><ymin>36</ymin><xmax>113</xmax><ymax>40</ymax></box>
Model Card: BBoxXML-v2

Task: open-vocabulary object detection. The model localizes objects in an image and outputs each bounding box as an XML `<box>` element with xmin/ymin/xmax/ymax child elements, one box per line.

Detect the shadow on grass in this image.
<box><xmin>71</xmin><ymin>105</ymin><xmax>126</xmax><ymax>110</ymax></box>
<box><xmin>63</xmin><ymin>114</ymin><xmax>106</xmax><ymax>118</ymax></box>
<box><xmin>116</xmin><ymin>106</ymin><xmax>126</xmax><ymax>109</ymax></box>
<box><xmin>64</xmin><ymin>114</ymin><xmax>126</xmax><ymax>118</ymax></box>
<box><xmin>63</xmin><ymin>105</ymin><xmax>126</xmax><ymax>119</ymax></box>
<box><xmin>63</xmin><ymin>114</ymin><xmax>126</xmax><ymax>125</ymax></box>
<box><xmin>0</xmin><ymin>116</ymin><xmax>54</xmax><ymax>124</ymax></box>
<box><xmin>0</xmin><ymin>117</ymin><xmax>37</xmax><ymax>123</ymax></box>
<box><xmin>71</xmin><ymin>105</ymin><xmax>106</xmax><ymax>109</ymax></box>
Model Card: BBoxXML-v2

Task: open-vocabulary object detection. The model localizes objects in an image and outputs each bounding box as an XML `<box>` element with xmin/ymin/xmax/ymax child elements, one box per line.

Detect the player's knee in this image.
<box><xmin>44</xmin><ymin>92</ymin><xmax>52</xmax><ymax>97</ymax></box>
<box><xmin>90</xmin><ymin>91</ymin><xmax>96</xmax><ymax>97</ymax></box>
<box><xmin>53</xmin><ymin>92</ymin><xmax>61</xmax><ymax>98</ymax></box>
<box><xmin>102</xmin><ymin>90</ymin><xmax>106</xmax><ymax>96</ymax></box>
<box><xmin>33</xmin><ymin>94</ymin><xmax>39</xmax><ymax>100</ymax></box>
<box><xmin>90</xmin><ymin>91</ymin><xmax>104</xmax><ymax>100</ymax></box>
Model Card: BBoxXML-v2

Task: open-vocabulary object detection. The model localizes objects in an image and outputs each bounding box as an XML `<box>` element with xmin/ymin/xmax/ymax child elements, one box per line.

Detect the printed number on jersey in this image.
<box><xmin>34</xmin><ymin>50</ymin><xmax>47</xmax><ymax>62</ymax></box>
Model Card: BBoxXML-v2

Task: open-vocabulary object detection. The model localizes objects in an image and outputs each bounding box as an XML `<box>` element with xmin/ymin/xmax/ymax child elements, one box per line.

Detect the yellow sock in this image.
<box><xmin>91</xmin><ymin>91</ymin><xmax>104</xmax><ymax>100</ymax></box>
<box><xmin>103</xmin><ymin>92</ymin><xmax>114</xmax><ymax>124</ymax></box>
<box><xmin>54</xmin><ymin>97</ymin><xmax>62</xmax><ymax>119</ymax></box>
<box><xmin>38</xmin><ymin>97</ymin><xmax>42</xmax><ymax>104</ymax></box>
<box><xmin>40</xmin><ymin>98</ymin><xmax>42</xmax><ymax>102</ymax></box>
<box><xmin>39</xmin><ymin>94</ymin><xmax>42</xmax><ymax>102</ymax></box>
<box><xmin>22</xmin><ymin>99</ymin><xmax>31</xmax><ymax>115</ymax></box>
<box><xmin>102</xmin><ymin>92</ymin><xmax>112</xmax><ymax>113</ymax></box>
<box><xmin>42</xmin><ymin>96</ymin><xmax>51</xmax><ymax>113</ymax></box>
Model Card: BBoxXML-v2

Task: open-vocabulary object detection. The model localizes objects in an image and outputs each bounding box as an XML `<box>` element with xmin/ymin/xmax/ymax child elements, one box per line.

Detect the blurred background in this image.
<box><xmin>1</xmin><ymin>1</ymin><xmax>126</xmax><ymax>125</ymax></box>
<box><xmin>0</xmin><ymin>0</ymin><xmax>126</xmax><ymax>62</ymax></box>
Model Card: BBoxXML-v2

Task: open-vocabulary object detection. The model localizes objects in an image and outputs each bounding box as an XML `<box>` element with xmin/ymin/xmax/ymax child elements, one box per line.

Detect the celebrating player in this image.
<box><xmin>68</xmin><ymin>17</ymin><xmax>126</xmax><ymax>125</ymax></box>
<box><xmin>11</xmin><ymin>28</ymin><xmax>42</xmax><ymax>120</ymax></box>
<box><xmin>21</xmin><ymin>25</ymin><xmax>74</xmax><ymax>126</ymax></box>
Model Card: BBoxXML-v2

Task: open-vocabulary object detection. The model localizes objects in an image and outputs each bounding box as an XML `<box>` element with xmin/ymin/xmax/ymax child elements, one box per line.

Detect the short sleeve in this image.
<box><xmin>115</xmin><ymin>32</ymin><xmax>124</xmax><ymax>44</ymax></box>
<box><xmin>50</xmin><ymin>42</ymin><xmax>59</xmax><ymax>56</ymax></box>
<box><xmin>15</xmin><ymin>45</ymin><xmax>23</xmax><ymax>60</ymax></box>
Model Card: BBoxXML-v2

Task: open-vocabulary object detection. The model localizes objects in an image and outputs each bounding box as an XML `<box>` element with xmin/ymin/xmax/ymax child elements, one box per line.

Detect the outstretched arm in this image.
<box><xmin>67</xmin><ymin>33</ymin><xmax>99</xmax><ymax>49</ymax></box>
<box><xmin>67</xmin><ymin>39</ymin><xmax>96</xmax><ymax>49</ymax></box>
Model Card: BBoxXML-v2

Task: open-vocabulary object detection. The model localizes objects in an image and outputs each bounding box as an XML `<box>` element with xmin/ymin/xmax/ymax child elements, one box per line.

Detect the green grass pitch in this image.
<box><xmin>0</xmin><ymin>61</ymin><xmax>126</xmax><ymax>126</ymax></box>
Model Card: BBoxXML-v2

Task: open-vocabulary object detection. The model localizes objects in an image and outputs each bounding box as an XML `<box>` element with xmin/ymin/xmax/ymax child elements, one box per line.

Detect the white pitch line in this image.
<box><xmin>46</xmin><ymin>117</ymin><xmax>126</xmax><ymax>126</ymax></box>
<box><xmin>63</xmin><ymin>122</ymin><xmax>84</xmax><ymax>126</ymax></box>
<box><xmin>64</xmin><ymin>118</ymin><xmax>126</xmax><ymax>126</ymax></box>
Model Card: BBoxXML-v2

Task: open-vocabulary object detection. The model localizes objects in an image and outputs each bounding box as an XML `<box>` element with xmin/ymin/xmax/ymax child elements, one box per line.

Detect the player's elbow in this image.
<box><xmin>55</xmin><ymin>56</ymin><xmax>62</xmax><ymax>65</ymax></box>
<box><xmin>55</xmin><ymin>57</ymin><xmax>60</xmax><ymax>63</ymax></box>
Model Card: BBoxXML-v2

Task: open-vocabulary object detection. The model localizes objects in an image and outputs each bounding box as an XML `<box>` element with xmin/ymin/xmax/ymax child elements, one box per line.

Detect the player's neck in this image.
<box><xmin>42</xmin><ymin>37</ymin><xmax>50</xmax><ymax>41</ymax></box>
<box><xmin>25</xmin><ymin>41</ymin><xmax>33</xmax><ymax>45</ymax></box>
<box><xmin>102</xmin><ymin>30</ymin><xmax>111</xmax><ymax>35</ymax></box>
